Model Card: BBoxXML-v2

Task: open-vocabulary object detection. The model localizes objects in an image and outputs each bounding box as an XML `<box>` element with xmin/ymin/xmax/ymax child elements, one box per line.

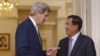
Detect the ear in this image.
<box><xmin>75</xmin><ymin>25</ymin><xmax>78</xmax><ymax>30</ymax></box>
<box><xmin>74</xmin><ymin>24</ymin><xmax>78</xmax><ymax>27</ymax></box>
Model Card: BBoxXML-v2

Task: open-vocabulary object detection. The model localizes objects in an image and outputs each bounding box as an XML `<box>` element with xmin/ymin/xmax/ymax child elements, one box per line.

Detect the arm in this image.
<box><xmin>42</xmin><ymin>50</ymin><xmax>46</xmax><ymax>56</ymax></box>
<box><xmin>46</xmin><ymin>47</ymin><xmax>60</xmax><ymax>56</ymax></box>
<box><xmin>86</xmin><ymin>38</ymin><xmax>96</xmax><ymax>56</ymax></box>
<box><xmin>15</xmin><ymin>24</ymin><xmax>37</xmax><ymax>56</ymax></box>
<box><xmin>56</xmin><ymin>40</ymin><xmax>62</xmax><ymax>56</ymax></box>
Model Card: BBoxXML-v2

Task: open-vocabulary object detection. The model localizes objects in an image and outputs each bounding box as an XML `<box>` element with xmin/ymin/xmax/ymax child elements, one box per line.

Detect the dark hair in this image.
<box><xmin>67</xmin><ymin>15</ymin><xmax>83</xmax><ymax>31</ymax></box>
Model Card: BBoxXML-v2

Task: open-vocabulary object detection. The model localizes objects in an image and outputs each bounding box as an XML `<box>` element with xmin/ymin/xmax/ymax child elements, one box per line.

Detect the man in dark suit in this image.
<box><xmin>56</xmin><ymin>15</ymin><xmax>96</xmax><ymax>56</ymax></box>
<box><xmin>15</xmin><ymin>2</ymin><xmax>59</xmax><ymax>56</ymax></box>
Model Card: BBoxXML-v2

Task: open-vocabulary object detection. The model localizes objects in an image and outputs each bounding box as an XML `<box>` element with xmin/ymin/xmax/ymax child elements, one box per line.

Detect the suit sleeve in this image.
<box><xmin>56</xmin><ymin>40</ymin><xmax>62</xmax><ymax>56</ymax></box>
<box><xmin>15</xmin><ymin>24</ymin><xmax>37</xmax><ymax>56</ymax></box>
<box><xmin>86</xmin><ymin>38</ymin><xmax>96</xmax><ymax>56</ymax></box>
<box><xmin>42</xmin><ymin>50</ymin><xmax>46</xmax><ymax>56</ymax></box>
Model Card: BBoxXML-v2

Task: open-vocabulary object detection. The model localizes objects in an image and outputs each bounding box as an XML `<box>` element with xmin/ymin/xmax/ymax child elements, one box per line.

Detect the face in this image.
<box><xmin>36</xmin><ymin>10</ymin><xmax>49</xmax><ymax>25</ymax></box>
<box><xmin>65</xmin><ymin>18</ymin><xmax>78</xmax><ymax>37</ymax></box>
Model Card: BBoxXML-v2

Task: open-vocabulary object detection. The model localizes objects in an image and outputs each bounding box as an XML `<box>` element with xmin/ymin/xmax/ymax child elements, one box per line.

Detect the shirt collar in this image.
<box><xmin>29</xmin><ymin>16</ymin><xmax>37</xmax><ymax>27</ymax></box>
<box><xmin>70</xmin><ymin>32</ymin><xmax>80</xmax><ymax>41</ymax></box>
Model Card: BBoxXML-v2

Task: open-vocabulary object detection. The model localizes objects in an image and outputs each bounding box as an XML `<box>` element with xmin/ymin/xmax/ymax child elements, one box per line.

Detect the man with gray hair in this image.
<box><xmin>15</xmin><ymin>2</ymin><xmax>59</xmax><ymax>56</ymax></box>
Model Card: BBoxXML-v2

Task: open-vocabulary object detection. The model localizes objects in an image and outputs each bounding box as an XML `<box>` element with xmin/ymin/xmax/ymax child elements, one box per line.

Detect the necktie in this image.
<box><xmin>35</xmin><ymin>26</ymin><xmax>42</xmax><ymax>45</ymax></box>
<box><xmin>38</xmin><ymin>31</ymin><xmax>42</xmax><ymax>45</ymax></box>
<box><xmin>68</xmin><ymin>38</ymin><xmax>73</xmax><ymax>56</ymax></box>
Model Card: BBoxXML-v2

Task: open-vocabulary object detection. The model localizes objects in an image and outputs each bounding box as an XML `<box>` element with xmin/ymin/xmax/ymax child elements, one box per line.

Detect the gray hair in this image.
<box><xmin>30</xmin><ymin>2</ymin><xmax>51</xmax><ymax>15</ymax></box>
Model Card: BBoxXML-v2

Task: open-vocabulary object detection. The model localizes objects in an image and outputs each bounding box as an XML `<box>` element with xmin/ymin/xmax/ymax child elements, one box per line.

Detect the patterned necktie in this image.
<box><xmin>68</xmin><ymin>38</ymin><xmax>73</xmax><ymax>56</ymax></box>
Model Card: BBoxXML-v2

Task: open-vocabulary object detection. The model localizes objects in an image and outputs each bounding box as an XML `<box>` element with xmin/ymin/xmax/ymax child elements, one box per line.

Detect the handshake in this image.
<box><xmin>46</xmin><ymin>47</ymin><xmax>60</xmax><ymax>56</ymax></box>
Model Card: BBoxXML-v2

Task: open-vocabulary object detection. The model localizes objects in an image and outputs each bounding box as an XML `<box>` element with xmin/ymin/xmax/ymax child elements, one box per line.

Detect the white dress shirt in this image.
<box><xmin>29</xmin><ymin>16</ymin><xmax>38</xmax><ymax>33</ymax></box>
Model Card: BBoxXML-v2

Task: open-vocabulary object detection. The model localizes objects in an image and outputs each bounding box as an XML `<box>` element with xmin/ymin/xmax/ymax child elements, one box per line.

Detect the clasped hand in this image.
<box><xmin>46</xmin><ymin>47</ymin><xmax>60</xmax><ymax>56</ymax></box>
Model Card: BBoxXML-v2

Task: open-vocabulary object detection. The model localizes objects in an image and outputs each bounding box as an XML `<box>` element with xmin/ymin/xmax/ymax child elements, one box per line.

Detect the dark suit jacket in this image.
<box><xmin>15</xmin><ymin>18</ymin><xmax>46</xmax><ymax>56</ymax></box>
<box><xmin>56</xmin><ymin>33</ymin><xmax>96</xmax><ymax>56</ymax></box>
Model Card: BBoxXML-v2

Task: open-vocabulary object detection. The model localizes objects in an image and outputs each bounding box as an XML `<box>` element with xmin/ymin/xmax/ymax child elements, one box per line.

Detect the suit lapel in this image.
<box><xmin>70</xmin><ymin>33</ymin><xmax>84</xmax><ymax>56</ymax></box>
<box><xmin>64</xmin><ymin>38</ymin><xmax>69</xmax><ymax>56</ymax></box>
<box><xmin>27</xmin><ymin>18</ymin><xmax>42</xmax><ymax>46</ymax></box>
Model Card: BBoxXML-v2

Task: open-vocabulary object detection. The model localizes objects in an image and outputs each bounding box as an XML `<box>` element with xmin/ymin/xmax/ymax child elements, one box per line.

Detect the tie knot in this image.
<box><xmin>69</xmin><ymin>38</ymin><xmax>73</xmax><ymax>41</ymax></box>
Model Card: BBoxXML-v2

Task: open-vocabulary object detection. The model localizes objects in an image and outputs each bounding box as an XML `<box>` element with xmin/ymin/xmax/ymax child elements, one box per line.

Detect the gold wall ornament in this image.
<box><xmin>0</xmin><ymin>0</ymin><xmax>18</xmax><ymax>18</ymax></box>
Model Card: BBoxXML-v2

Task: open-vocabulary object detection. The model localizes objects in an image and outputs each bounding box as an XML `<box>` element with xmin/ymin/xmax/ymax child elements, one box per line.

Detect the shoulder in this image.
<box><xmin>16</xmin><ymin>18</ymin><xmax>32</xmax><ymax>31</ymax></box>
<box><xmin>81</xmin><ymin>34</ymin><xmax>92</xmax><ymax>40</ymax></box>
<box><xmin>19</xmin><ymin>18</ymin><xmax>30</xmax><ymax>26</ymax></box>
<box><xmin>59</xmin><ymin>37</ymin><xmax>68</xmax><ymax>43</ymax></box>
<box><xmin>18</xmin><ymin>18</ymin><xmax>32</xmax><ymax>28</ymax></box>
<box><xmin>80</xmin><ymin>34</ymin><xmax>94</xmax><ymax>43</ymax></box>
